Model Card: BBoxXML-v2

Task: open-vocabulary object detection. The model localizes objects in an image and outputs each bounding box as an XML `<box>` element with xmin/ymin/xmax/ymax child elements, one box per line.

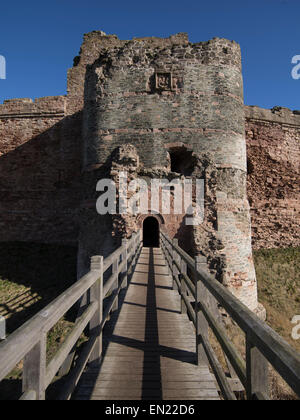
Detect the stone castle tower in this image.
<box><xmin>78</xmin><ymin>32</ymin><xmax>258</xmax><ymax>313</ymax></box>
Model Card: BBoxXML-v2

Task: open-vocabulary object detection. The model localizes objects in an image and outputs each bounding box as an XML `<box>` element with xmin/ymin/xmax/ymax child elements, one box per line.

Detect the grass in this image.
<box><xmin>254</xmin><ymin>247</ymin><xmax>300</xmax><ymax>354</ymax></box>
<box><xmin>208</xmin><ymin>247</ymin><xmax>300</xmax><ymax>400</ymax></box>
<box><xmin>254</xmin><ymin>247</ymin><xmax>300</xmax><ymax>400</ymax></box>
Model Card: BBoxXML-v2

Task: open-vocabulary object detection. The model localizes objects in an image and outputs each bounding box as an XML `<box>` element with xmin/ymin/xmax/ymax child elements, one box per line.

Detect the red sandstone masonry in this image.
<box><xmin>0</xmin><ymin>96</ymin><xmax>80</xmax><ymax>245</ymax></box>
<box><xmin>245</xmin><ymin>106</ymin><xmax>300</xmax><ymax>249</ymax></box>
<box><xmin>0</xmin><ymin>96</ymin><xmax>66</xmax><ymax>117</ymax></box>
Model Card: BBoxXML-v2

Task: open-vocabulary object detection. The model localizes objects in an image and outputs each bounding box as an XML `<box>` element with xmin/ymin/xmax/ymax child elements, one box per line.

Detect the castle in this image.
<box><xmin>0</xmin><ymin>31</ymin><xmax>299</xmax><ymax>316</ymax></box>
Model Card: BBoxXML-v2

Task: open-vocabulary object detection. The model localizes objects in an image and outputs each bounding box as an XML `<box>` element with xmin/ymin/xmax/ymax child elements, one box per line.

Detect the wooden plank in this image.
<box><xmin>19</xmin><ymin>390</ymin><xmax>37</xmax><ymax>401</ymax></box>
<box><xmin>163</xmin><ymin>389</ymin><xmax>219</xmax><ymax>398</ymax></box>
<box><xmin>59</xmin><ymin>335</ymin><xmax>98</xmax><ymax>400</ymax></box>
<box><xmin>89</xmin><ymin>256</ymin><xmax>103</xmax><ymax>365</ymax></box>
<box><xmin>198</xmin><ymin>297</ymin><xmax>247</xmax><ymax>387</ymax></box>
<box><xmin>121</xmin><ymin>238</ymin><xmax>128</xmax><ymax>289</ymax></box>
<box><xmin>196</xmin><ymin>256</ymin><xmax>209</xmax><ymax>367</ymax></box>
<box><xmin>200</xmin><ymin>333</ymin><xmax>237</xmax><ymax>400</ymax></box>
<box><xmin>79</xmin><ymin>380</ymin><xmax>217</xmax><ymax>390</ymax></box>
<box><xmin>82</xmin><ymin>372</ymin><xmax>214</xmax><ymax>381</ymax></box>
<box><xmin>22</xmin><ymin>333</ymin><xmax>47</xmax><ymax>401</ymax></box>
<box><xmin>246</xmin><ymin>337</ymin><xmax>269</xmax><ymax>400</ymax></box>
<box><xmin>46</xmin><ymin>302</ymin><xmax>97</xmax><ymax>388</ymax></box>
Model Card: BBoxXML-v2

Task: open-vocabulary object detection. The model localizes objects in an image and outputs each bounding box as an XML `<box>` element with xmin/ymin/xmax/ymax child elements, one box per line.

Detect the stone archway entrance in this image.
<box><xmin>143</xmin><ymin>217</ymin><xmax>160</xmax><ymax>248</ymax></box>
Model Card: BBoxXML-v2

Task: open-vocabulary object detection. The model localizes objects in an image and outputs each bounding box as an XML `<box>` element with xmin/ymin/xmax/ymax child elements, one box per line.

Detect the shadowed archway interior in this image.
<box><xmin>143</xmin><ymin>217</ymin><xmax>160</xmax><ymax>248</ymax></box>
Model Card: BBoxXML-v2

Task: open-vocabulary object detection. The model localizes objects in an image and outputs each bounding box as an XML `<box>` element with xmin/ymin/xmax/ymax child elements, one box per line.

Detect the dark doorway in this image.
<box><xmin>143</xmin><ymin>217</ymin><xmax>160</xmax><ymax>248</ymax></box>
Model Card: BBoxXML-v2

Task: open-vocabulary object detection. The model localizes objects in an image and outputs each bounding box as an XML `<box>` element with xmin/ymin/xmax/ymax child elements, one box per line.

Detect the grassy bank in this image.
<box><xmin>208</xmin><ymin>247</ymin><xmax>299</xmax><ymax>400</ymax></box>
<box><xmin>254</xmin><ymin>247</ymin><xmax>299</xmax><ymax>399</ymax></box>
<box><xmin>254</xmin><ymin>247</ymin><xmax>300</xmax><ymax>354</ymax></box>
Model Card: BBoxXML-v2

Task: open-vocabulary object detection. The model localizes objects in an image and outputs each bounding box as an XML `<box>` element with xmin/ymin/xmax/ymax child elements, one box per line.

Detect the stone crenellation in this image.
<box><xmin>0</xmin><ymin>31</ymin><xmax>299</xmax><ymax>316</ymax></box>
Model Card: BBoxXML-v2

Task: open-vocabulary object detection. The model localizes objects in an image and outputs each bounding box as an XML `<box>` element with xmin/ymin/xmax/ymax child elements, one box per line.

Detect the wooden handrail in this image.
<box><xmin>0</xmin><ymin>230</ymin><xmax>142</xmax><ymax>400</ymax></box>
<box><xmin>160</xmin><ymin>230</ymin><xmax>300</xmax><ymax>400</ymax></box>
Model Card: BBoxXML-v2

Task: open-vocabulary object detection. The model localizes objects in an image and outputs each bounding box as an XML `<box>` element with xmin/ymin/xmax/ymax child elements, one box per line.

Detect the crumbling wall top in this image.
<box><xmin>75</xmin><ymin>30</ymin><xmax>241</xmax><ymax>68</ymax></box>
<box><xmin>68</xmin><ymin>30</ymin><xmax>241</xmax><ymax>113</ymax></box>
<box><xmin>245</xmin><ymin>105</ymin><xmax>300</xmax><ymax>126</ymax></box>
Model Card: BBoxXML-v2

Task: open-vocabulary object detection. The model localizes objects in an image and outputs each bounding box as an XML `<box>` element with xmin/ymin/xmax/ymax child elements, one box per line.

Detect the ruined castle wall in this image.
<box><xmin>245</xmin><ymin>106</ymin><xmax>300</xmax><ymax>250</ymax></box>
<box><xmin>0</xmin><ymin>97</ymin><xmax>81</xmax><ymax>244</ymax></box>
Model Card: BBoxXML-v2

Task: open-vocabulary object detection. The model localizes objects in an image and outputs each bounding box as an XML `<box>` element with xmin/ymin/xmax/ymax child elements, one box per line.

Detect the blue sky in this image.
<box><xmin>0</xmin><ymin>0</ymin><xmax>299</xmax><ymax>110</ymax></box>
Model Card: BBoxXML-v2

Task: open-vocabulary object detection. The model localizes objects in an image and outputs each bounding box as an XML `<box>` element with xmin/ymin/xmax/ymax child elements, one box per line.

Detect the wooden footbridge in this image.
<box><xmin>0</xmin><ymin>230</ymin><xmax>299</xmax><ymax>400</ymax></box>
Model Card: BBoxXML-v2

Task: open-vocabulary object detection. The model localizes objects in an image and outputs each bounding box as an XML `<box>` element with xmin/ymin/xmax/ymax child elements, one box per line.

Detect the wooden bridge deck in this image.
<box><xmin>74</xmin><ymin>247</ymin><xmax>220</xmax><ymax>400</ymax></box>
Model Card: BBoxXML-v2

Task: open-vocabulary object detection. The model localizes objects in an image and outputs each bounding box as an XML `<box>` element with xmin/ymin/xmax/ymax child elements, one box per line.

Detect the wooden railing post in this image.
<box><xmin>121</xmin><ymin>238</ymin><xmax>128</xmax><ymax>289</ymax></box>
<box><xmin>195</xmin><ymin>255</ymin><xmax>209</xmax><ymax>366</ymax></box>
<box><xmin>112</xmin><ymin>257</ymin><xmax>119</xmax><ymax>312</ymax></box>
<box><xmin>132</xmin><ymin>232</ymin><xmax>137</xmax><ymax>264</ymax></box>
<box><xmin>0</xmin><ymin>315</ymin><xmax>5</xmax><ymax>340</ymax></box>
<box><xmin>246</xmin><ymin>335</ymin><xmax>269</xmax><ymax>400</ymax></box>
<box><xmin>131</xmin><ymin>232</ymin><xmax>136</xmax><ymax>269</ymax></box>
<box><xmin>166</xmin><ymin>237</ymin><xmax>172</xmax><ymax>275</ymax></box>
<box><xmin>89</xmin><ymin>255</ymin><xmax>103</xmax><ymax>366</ymax></box>
<box><xmin>163</xmin><ymin>237</ymin><xmax>170</xmax><ymax>275</ymax></box>
<box><xmin>172</xmin><ymin>239</ymin><xmax>179</xmax><ymax>291</ymax></box>
<box><xmin>23</xmin><ymin>333</ymin><xmax>47</xmax><ymax>400</ymax></box>
<box><xmin>128</xmin><ymin>234</ymin><xmax>134</xmax><ymax>278</ymax></box>
<box><xmin>138</xmin><ymin>229</ymin><xmax>142</xmax><ymax>250</ymax></box>
<box><xmin>180</xmin><ymin>259</ymin><xmax>187</xmax><ymax>314</ymax></box>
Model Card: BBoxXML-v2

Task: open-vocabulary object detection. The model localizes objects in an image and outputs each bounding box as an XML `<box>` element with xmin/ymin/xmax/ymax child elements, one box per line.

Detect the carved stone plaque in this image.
<box><xmin>155</xmin><ymin>72</ymin><xmax>172</xmax><ymax>91</ymax></box>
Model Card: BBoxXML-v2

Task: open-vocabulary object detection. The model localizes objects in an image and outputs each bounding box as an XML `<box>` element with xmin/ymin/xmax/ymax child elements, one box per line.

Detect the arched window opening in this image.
<box><xmin>169</xmin><ymin>147</ymin><xmax>196</xmax><ymax>176</ymax></box>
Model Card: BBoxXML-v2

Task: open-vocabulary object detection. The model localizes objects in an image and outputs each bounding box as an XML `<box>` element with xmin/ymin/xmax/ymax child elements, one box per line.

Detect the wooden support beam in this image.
<box><xmin>112</xmin><ymin>258</ymin><xmax>119</xmax><ymax>312</ymax></box>
<box><xmin>172</xmin><ymin>239</ymin><xmax>179</xmax><ymax>291</ymax></box>
<box><xmin>180</xmin><ymin>259</ymin><xmax>187</xmax><ymax>315</ymax></box>
<box><xmin>89</xmin><ymin>256</ymin><xmax>103</xmax><ymax>366</ymax></box>
<box><xmin>121</xmin><ymin>238</ymin><xmax>128</xmax><ymax>289</ymax></box>
<box><xmin>23</xmin><ymin>334</ymin><xmax>47</xmax><ymax>400</ymax></box>
<box><xmin>195</xmin><ymin>255</ymin><xmax>209</xmax><ymax>367</ymax></box>
<box><xmin>246</xmin><ymin>336</ymin><xmax>269</xmax><ymax>400</ymax></box>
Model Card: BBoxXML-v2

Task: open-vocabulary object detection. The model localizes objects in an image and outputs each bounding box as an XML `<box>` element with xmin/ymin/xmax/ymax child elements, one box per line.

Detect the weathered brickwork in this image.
<box><xmin>245</xmin><ymin>106</ymin><xmax>300</xmax><ymax>250</ymax></box>
<box><xmin>0</xmin><ymin>31</ymin><xmax>298</xmax><ymax>315</ymax></box>
<box><xmin>0</xmin><ymin>97</ymin><xmax>81</xmax><ymax>244</ymax></box>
